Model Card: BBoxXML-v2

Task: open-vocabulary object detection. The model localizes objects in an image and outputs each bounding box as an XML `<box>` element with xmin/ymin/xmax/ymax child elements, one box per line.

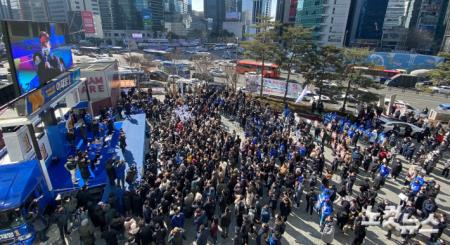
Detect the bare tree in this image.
<box><xmin>191</xmin><ymin>54</ymin><xmax>213</xmax><ymax>76</ymax></box>
<box><xmin>224</xmin><ymin>64</ymin><xmax>238</xmax><ymax>92</ymax></box>
<box><xmin>124</xmin><ymin>54</ymin><xmax>144</xmax><ymax>67</ymax></box>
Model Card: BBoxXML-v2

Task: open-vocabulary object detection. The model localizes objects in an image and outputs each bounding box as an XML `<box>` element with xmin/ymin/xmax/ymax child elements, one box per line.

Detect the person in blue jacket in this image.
<box><xmin>170</xmin><ymin>207</ymin><xmax>185</xmax><ymax>229</ymax></box>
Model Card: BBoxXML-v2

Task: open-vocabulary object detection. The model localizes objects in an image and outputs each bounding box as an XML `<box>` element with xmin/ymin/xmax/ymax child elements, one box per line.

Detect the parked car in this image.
<box><xmin>209</xmin><ymin>69</ymin><xmax>227</xmax><ymax>78</ymax></box>
<box><xmin>304</xmin><ymin>91</ymin><xmax>331</xmax><ymax>102</ymax></box>
<box><xmin>384</xmin><ymin>99</ymin><xmax>417</xmax><ymax>114</ymax></box>
<box><xmin>378</xmin><ymin>118</ymin><xmax>424</xmax><ymax>137</ymax></box>
<box><xmin>430</xmin><ymin>85</ymin><xmax>450</xmax><ymax>95</ymax></box>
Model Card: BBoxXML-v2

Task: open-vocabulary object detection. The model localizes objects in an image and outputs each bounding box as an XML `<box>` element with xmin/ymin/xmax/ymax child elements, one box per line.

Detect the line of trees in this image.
<box><xmin>241</xmin><ymin>16</ymin><xmax>381</xmax><ymax>111</ymax></box>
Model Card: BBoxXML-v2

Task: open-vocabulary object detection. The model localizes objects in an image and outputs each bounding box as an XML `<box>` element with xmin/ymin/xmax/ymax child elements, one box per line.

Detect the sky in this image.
<box><xmin>192</xmin><ymin>0</ymin><xmax>203</xmax><ymax>11</ymax></box>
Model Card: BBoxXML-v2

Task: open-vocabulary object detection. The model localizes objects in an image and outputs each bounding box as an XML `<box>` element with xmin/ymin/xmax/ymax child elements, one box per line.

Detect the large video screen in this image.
<box><xmin>5</xmin><ymin>21</ymin><xmax>73</xmax><ymax>94</ymax></box>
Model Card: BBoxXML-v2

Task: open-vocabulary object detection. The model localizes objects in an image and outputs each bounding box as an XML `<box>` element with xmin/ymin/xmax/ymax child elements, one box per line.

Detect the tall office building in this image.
<box><xmin>346</xmin><ymin>0</ymin><xmax>389</xmax><ymax>47</ymax></box>
<box><xmin>405</xmin><ymin>0</ymin><xmax>449</xmax><ymax>54</ymax></box>
<box><xmin>276</xmin><ymin>0</ymin><xmax>298</xmax><ymax>24</ymax></box>
<box><xmin>0</xmin><ymin>0</ymin><xmax>24</xmax><ymax>20</ymax></box>
<box><xmin>296</xmin><ymin>0</ymin><xmax>352</xmax><ymax>47</ymax></box>
<box><xmin>0</xmin><ymin>0</ymin><xmax>49</xmax><ymax>21</ymax></box>
<box><xmin>441</xmin><ymin>3</ymin><xmax>450</xmax><ymax>51</ymax></box>
<box><xmin>225</xmin><ymin>0</ymin><xmax>242</xmax><ymax>20</ymax></box>
<box><xmin>239</xmin><ymin>0</ymin><xmax>272</xmax><ymax>35</ymax></box>
<box><xmin>68</xmin><ymin>0</ymin><xmax>104</xmax><ymax>38</ymax></box>
<box><xmin>149</xmin><ymin>0</ymin><xmax>165</xmax><ymax>32</ymax></box>
<box><xmin>381</xmin><ymin>0</ymin><xmax>415</xmax><ymax>50</ymax></box>
<box><xmin>99</xmin><ymin>0</ymin><xmax>114</xmax><ymax>30</ymax></box>
<box><xmin>17</xmin><ymin>0</ymin><xmax>49</xmax><ymax>21</ymax></box>
<box><xmin>204</xmin><ymin>0</ymin><xmax>225</xmax><ymax>31</ymax></box>
<box><xmin>47</xmin><ymin>0</ymin><xmax>70</xmax><ymax>23</ymax></box>
<box><xmin>164</xmin><ymin>0</ymin><xmax>192</xmax><ymax>36</ymax></box>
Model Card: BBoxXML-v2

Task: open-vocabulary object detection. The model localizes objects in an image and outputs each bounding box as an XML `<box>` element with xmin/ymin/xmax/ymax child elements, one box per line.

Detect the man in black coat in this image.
<box><xmin>102</xmin><ymin>226</ymin><xmax>118</xmax><ymax>245</ymax></box>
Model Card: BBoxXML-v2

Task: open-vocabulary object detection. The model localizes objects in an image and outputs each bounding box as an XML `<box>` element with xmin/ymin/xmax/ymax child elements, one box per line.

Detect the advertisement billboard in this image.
<box><xmin>25</xmin><ymin>69</ymin><xmax>79</xmax><ymax>114</ymax></box>
<box><xmin>142</xmin><ymin>9</ymin><xmax>153</xmax><ymax>29</ymax></box>
<box><xmin>132</xmin><ymin>33</ymin><xmax>143</xmax><ymax>39</ymax></box>
<box><xmin>81</xmin><ymin>11</ymin><xmax>96</xmax><ymax>34</ymax></box>
<box><xmin>225</xmin><ymin>12</ymin><xmax>241</xmax><ymax>21</ymax></box>
<box><xmin>3</xmin><ymin>21</ymin><xmax>73</xmax><ymax>95</ymax></box>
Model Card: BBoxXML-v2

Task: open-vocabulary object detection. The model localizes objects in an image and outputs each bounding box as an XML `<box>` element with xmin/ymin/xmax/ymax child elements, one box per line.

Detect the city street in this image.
<box><xmin>215</xmin><ymin>72</ymin><xmax>448</xmax><ymax>111</ymax></box>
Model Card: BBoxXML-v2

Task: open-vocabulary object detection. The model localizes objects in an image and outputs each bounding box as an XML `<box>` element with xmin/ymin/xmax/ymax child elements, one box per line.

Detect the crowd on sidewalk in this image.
<box><xmin>40</xmin><ymin>86</ymin><xmax>449</xmax><ymax>245</ymax></box>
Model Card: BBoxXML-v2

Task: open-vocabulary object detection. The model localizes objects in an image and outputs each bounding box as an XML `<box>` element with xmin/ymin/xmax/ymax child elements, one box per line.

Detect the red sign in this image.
<box><xmin>81</xmin><ymin>11</ymin><xmax>95</xmax><ymax>34</ymax></box>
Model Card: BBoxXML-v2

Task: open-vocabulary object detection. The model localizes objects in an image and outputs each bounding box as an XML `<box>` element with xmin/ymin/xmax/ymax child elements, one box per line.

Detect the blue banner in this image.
<box><xmin>25</xmin><ymin>68</ymin><xmax>80</xmax><ymax>114</ymax></box>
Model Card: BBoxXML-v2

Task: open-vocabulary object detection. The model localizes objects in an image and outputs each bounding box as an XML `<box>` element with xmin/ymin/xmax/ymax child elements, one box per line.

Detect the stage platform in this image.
<box><xmin>48</xmin><ymin>114</ymin><xmax>147</xmax><ymax>195</ymax></box>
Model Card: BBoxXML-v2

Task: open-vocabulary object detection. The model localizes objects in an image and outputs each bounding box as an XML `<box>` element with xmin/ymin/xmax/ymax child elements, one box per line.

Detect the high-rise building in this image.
<box><xmin>47</xmin><ymin>0</ymin><xmax>70</xmax><ymax>23</ymax></box>
<box><xmin>441</xmin><ymin>3</ymin><xmax>450</xmax><ymax>51</ymax></box>
<box><xmin>346</xmin><ymin>0</ymin><xmax>389</xmax><ymax>47</ymax></box>
<box><xmin>15</xmin><ymin>0</ymin><xmax>49</xmax><ymax>21</ymax></box>
<box><xmin>224</xmin><ymin>0</ymin><xmax>242</xmax><ymax>21</ymax></box>
<box><xmin>406</xmin><ymin>0</ymin><xmax>449</xmax><ymax>54</ymax></box>
<box><xmin>276</xmin><ymin>0</ymin><xmax>298</xmax><ymax>24</ymax></box>
<box><xmin>68</xmin><ymin>0</ymin><xmax>104</xmax><ymax>38</ymax></box>
<box><xmin>0</xmin><ymin>0</ymin><xmax>49</xmax><ymax>22</ymax></box>
<box><xmin>381</xmin><ymin>0</ymin><xmax>415</xmax><ymax>50</ymax></box>
<box><xmin>164</xmin><ymin>0</ymin><xmax>192</xmax><ymax>36</ymax></box>
<box><xmin>296</xmin><ymin>0</ymin><xmax>352</xmax><ymax>47</ymax></box>
<box><xmin>239</xmin><ymin>0</ymin><xmax>272</xmax><ymax>35</ymax></box>
<box><xmin>149</xmin><ymin>0</ymin><xmax>165</xmax><ymax>32</ymax></box>
<box><xmin>0</xmin><ymin>0</ymin><xmax>25</xmax><ymax>20</ymax></box>
<box><xmin>204</xmin><ymin>0</ymin><xmax>225</xmax><ymax>31</ymax></box>
<box><xmin>99</xmin><ymin>0</ymin><xmax>114</xmax><ymax>30</ymax></box>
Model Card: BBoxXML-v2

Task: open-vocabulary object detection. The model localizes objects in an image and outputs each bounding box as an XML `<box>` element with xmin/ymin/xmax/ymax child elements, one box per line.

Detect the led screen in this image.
<box><xmin>5</xmin><ymin>21</ymin><xmax>73</xmax><ymax>94</ymax></box>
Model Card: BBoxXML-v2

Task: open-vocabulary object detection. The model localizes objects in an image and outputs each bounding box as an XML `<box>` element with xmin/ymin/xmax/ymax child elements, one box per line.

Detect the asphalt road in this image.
<box><xmin>214</xmin><ymin>72</ymin><xmax>449</xmax><ymax>111</ymax></box>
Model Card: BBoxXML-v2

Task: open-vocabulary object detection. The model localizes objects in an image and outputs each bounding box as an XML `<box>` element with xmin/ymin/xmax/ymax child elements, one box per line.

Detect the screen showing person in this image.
<box><xmin>6</xmin><ymin>21</ymin><xmax>73</xmax><ymax>94</ymax></box>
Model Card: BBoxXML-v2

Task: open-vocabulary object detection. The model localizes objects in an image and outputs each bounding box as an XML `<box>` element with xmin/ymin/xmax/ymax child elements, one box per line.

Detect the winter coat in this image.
<box><xmin>79</xmin><ymin>220</ymin><xmax>95</xmax><ymax>245</ymax></box>
<box><xmin>321</xmin><ymin>220</ymin><xmax>335</xmax><ymax>244</ymax></box>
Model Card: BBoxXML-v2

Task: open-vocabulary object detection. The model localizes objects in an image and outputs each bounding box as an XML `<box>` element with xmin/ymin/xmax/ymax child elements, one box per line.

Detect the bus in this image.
<box><xmin>353</xmin><ymin>66</ymin><xmax>405</xmax><ymax>83</ymax></box>
<box><xmin>236</xmin><ymin>60</ymin><xmax>280</xmax><ymax>79</ymax></box>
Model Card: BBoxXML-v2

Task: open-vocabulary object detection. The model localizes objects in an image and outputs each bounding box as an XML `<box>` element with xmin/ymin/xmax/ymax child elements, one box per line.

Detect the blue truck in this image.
<box><xmin>0</xmin><ymin>160</ymin><xmax>54</xmax><ymax>244</ymax></box>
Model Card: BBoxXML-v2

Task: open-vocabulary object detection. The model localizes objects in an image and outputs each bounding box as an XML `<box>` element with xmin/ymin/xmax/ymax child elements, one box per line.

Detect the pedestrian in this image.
<box><xmin>64</xmin><ymin>156</ymin><xmax>78</xmax><ymax>185</ymax></box>
<box><xmin>168</xmin><ymin>227</ymin><xmax>185</xmax><ymax>245</ymax></box>
<box><xmin>352</xmin><ymin>213</ymin><xmax>367</xmax><ymax>245</ymax></box>
<box><xmin>279</xmin><ymin>195</ymin><xmax>292</xmax><ymax>221</ymax></box>
<box><xmin>442</xmin><ymin>159</ymin><xmax>450</xmax><ymax>178</ymax></box>
<box><xmin>256</xmin><ymin>223</ymin><xmax>269</xmax><ymax>245</ymax></box>
<box><xmin>305</xmin><ymin>189</ymin><xmax>317</xmax><ymax>215</ymax></box>
<box><xmin>79</xmin><ymin>218</ymin><xmax>95</xmax><ymax>245</ymax></box>
<box><xmin>321</xmin><ymin>216</ymin><xmax>336</xmax><ymax>245</ymax></box>
<box><xmin>220</xmin><ymin>207</ymin><xmax>231</xmax><ymax>238</ymax></box>
<box><xmin>102</xmin><ymin>226</ymin><xmax>119</xmax><ymax>245</ymax></box>
<box><xmin>430</xmin><ymin>213</ymin><xmax>447</xmax><ymax>243</ymax></box>
<box><xmin>53</xmin><ymin>205</ymin><xmax>68</xmax><ymax>243</ymax></box>
<box><xmin>210</xmin><ymin>216</ymin><xmax>219</xmax><ymax>244</ymax></box>
<box><xmin>196</xmin><ymin>224</ymin><xmax>209</xmax><ymax>245</ymax></box>
<box><xmin>171</xmin><ymin>207</ymin><xmax>185</xmax><ymax>229</ymax></box>
<box><xmin>391</xmin><ymin>158</ymin><xmax>402</xmax><ymax>180</ymax></box>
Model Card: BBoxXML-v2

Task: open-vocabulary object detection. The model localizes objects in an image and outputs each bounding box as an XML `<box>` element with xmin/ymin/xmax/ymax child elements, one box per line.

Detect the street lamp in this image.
<box><xmin>235</xmin><ymin>37</ymin><xmax>239</xmax><ymax>62</ymax></box>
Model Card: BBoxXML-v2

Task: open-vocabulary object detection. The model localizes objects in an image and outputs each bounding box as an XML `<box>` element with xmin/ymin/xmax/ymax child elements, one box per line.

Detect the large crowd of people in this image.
<box><xmin>43</xmin><ymin>86</ymin><xmax>449</xmax><ymax>245</ymax></box>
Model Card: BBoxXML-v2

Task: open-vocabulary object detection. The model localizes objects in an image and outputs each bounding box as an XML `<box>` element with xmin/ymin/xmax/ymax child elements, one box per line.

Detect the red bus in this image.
<box><xmin>353</xmin><ymin>66</ymin><xmax>405</xmax><ymax>83</ymax></box>
<box><xmin>236</xmin><ymin>59</ymin><xmax>280</xmax><ymax>78</ymax></box>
